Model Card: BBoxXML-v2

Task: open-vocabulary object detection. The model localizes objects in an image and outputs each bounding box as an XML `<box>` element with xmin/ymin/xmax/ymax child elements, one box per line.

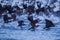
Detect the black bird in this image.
<box><xmin>44</xmin><ymin>19</ymin><xmax>55</xmax><ymax>29</ymax></box>
<box><xmin>3</xmin><ymin>14</ymin><xmax>9</xmax><ymax>23</ymax></box>
<box><xmin>18</xmin><ymin>20</ymin><xmax>25</xmax><ymax>28</ymax></box>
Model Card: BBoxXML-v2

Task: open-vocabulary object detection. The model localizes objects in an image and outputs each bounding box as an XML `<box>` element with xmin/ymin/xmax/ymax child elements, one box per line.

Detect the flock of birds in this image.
<box><xmin>0</xmin><ymin>0</ymin><xmax>60</xmax><ymax>31</ymax></box>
